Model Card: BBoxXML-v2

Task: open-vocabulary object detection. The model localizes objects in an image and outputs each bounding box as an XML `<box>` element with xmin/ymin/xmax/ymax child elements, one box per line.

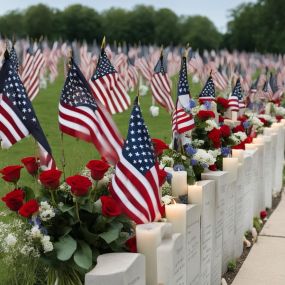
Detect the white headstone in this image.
<box><xmin>85</xmin><ymin>253</ymin><xmax>146</xmax><ymax>285</ymax></box>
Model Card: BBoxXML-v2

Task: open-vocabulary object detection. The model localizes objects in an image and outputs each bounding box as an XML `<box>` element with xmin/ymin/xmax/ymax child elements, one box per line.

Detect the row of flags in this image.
<box><xmin>1</xmin><ymin>38</ymin><xmax>285</xmax><ymax>225</ymax></box>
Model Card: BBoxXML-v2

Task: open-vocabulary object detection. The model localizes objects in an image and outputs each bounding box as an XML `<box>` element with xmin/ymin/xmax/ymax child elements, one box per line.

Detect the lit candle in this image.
<box><xmin>223</xmin><ymin>157</ymin><xmax>238</xmax><ymax>181</ymax></box>
<box><xmin>136</xmin><ymin>223</ymin><xmax>163</xmax><ymax>285</ymax></box>
<box><xmin>187</xmin><ymin>184</ymin><xmax>203</xmax><ymax>204</ymax></box>
<box><xmin>171</xmin><ymin>171</ymin><xmax>188</xmax><ymax>197</ymax></box>
<box><xmin>232</xmin><ymin>149</ymin><xmax>244</xmax><ymax>164</ymax></box>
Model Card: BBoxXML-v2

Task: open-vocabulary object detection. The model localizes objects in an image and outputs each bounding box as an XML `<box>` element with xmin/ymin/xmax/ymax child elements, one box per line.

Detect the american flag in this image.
<box><xmin>58</xmin><ymin>59</ymin><xmax>123</xmax><ymax>165</ymax></box>
<box><xmin>262</xmin><ymin>79</ymin><xmax>273</xmax><ymax>101</ymax></box>
<box><xmin>89</xmin><ymin>48</ymin><xmax>131</xmax><ymax>114</ymax></box>
<box><xmin>150</xmin><ymin>54</ymin><xmax>174</xmax><ymax>113</ymax></box>
<box><xmin>127</xmin><ymin>61</ymin><xmax>139</xmax><ymax>90</ymax></box>
<box><xmin>21</xmin><ymin>47</ymin><xmax>34</xmax><ymax>87</ymax></box>
<box><xmin>199</xmin><ymin>76</ymin><xmax>216</xmax><ymax>103</ymax></box>
<box><xmin>237</xmin><ymin>79</ymin><xmax>246</xmax><ymax>109</ymax></box>
<box><xmin>10</xmin><ymin>46</ymin><xmax>19</xmax><ymax>73</ymax></box>
<box><xmin>0</xmin><ymin>55</ymin><xmax>56</xmax><ymax>170</ymax></box>
<box><xmin>135</xmin><ymin>57</ymin><xmax>152</xmax><ymax>82</ymax></box>
<box><xmin>172</xmin><ymin>56</ymin><xmax>195</xmax><ymax>134</ymax></box>
<box><xmin>228</xmin><ymin>78</ymin><xmax>241</xmax><ymax>111</ymax></box>
<box><xmin>110</xmin><ymin>97</ymin><xmax>163</xmax><ymax>224</ymax></box>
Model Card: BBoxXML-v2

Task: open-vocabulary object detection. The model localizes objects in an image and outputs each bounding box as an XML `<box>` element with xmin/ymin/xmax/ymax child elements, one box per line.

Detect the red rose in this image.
<box><xmin>216</xmin><ymin>97</ymin><xmax>228</xmax><ymax>108</ymax></box>
<box><xmin>232</xmin><ymin>124</ymin><xmax>245</xmax><ymax>133</ymax></box>
<box><xmin>158</xmin><ymin>168</ymin><xmax>168</xmax><ymax>187</ymax></box>
<box><xmin>66</xmin><ymin>175</ymin><xmax>92</xmax><ymax>196</ymax></box>
<box><xmin>197</xmin><ymin>110</ymin><xmax>215</xmax><ymax>120</ymax></box>
<box><xmin>207</xmin><ymin>128</ymin><xmax>221</xmax><ymax>148</ymax></box>
<box><xmin>219</xmin><ymin>115</ymin><xmax>225</xmax><ymax>123</ymax></box>
<box><xmin>244</xmin><ymin>136</ymin><xmax>253</xmax><ymax>144</ymax></box>
<box><xmin>232</xmin><ymin>142</ymin><xmax>245</xmax><ymax>150</ymax></box>
<box><xmin>21</xmin><ymin>157</ymin><xmax>39</xmax><ymax>176</ymax></box>
<box><xmin>209</xmin><ymin>164</ymin><xmax>217</xmax><ymax>171</ymax></box>
<box><xmin>1</xmin><ymin>189</ymin><xmax>25</xmax><ymax>211</ymax></box>
<box><xmin>238</xmin><ymin>115</ymin><xmax>248</xmax><ymax>123</ymax></box>
<box><xmin>86</xmin><ymin>160</ymin><xmax>110</xmax><ymax>180</ymax></box>
<box><xmin>39</xmin><ymin>169</ymin><xmax>62</xmax><ymax>190</ymax></box>
<box><xmin>220</xmin><ymin>125</ymin><xmax>231</xmax><ymax>137</ymax></box>
<box><xmin>260</xmin><ymin>210</ymin><xmax>267</xmax><ymax>220</ymax></box>
<box><xmin>152</xmin><ymin>138</ymin><xmax>169</xmax><ymax>156</ymax></box>
<box><xmin>19</xmin><ymin>199</ymin><xmax>39</xmax><ymax>218</ymax></box>
<box><xmin>0</xmin><ymin>165</ymin><xmax>23</xmax><ymax>183</ymax></box>
<box><xmin>258</xmin><ymin>117</ymin><xmax>269</xmax><ymax>126</ymax></box>
<box><xmin>276</xmin><ymin>115</ymin><xmax>283</xmax><ymax>122</ymax></box>
<box><xmin>126</xmin><ymin>236</ymin><xmax>137</xmax><ymax>253</ymax></box>
<box><xmin>100</xmin><ymin>195</ymin><xmax>122</xmax><ymax>217</ymax></box>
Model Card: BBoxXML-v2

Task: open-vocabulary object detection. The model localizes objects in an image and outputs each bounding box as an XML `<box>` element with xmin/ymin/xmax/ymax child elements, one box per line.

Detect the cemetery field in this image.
<box><xmin>0</xmin><ymin>66</ymin><xmax>202</xmax><ymax>204</ymax></box>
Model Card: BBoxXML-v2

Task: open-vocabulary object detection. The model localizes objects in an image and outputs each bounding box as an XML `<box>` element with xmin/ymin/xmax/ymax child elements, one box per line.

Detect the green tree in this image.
<box><xmin>0</xmin><ymin>10</ymin><xmax>25</xmax><ymax>38</ymax></box>
<box><xmin>181</xmin><ymin>16</ymin><xmax>222</xmax><ymax>50</ymax></box>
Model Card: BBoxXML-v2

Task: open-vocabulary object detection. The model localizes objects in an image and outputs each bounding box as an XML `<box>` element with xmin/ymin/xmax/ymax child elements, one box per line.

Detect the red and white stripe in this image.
<box><xmin>228</xmin><ymin>93</ymin><xmax>239</xmax><ymax>112</ymax></box>
<box><xmin>59</xmin><ymin>101</ymin><xmax>123</xmax><ymax>165</ymax></box>
<box><xmin>151</xmin><ymin>73</ymin><xmax>174</xmax><ymax>112</ymax></box>
<box><xmin>172</xmin><ymin>107</ymin><xmax>195</xmax><ymax>134</ymax></box>
<box><xmin>135</xmin><ymin>58</ymin><xmax>152</xmax><ymax>82</ymax></box>
<box><xmin>89</xmin><ymin>73</ymin><xmax>131</xmax><ymax>115</ymax></box>
<box><xmin>110</xmin><ymin>157</ymin><xmax>162</xmax><ymax>224</ymax></box>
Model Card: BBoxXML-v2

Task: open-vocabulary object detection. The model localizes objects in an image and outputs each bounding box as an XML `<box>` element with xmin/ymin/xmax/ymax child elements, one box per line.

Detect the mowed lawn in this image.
<box><xmin>0</xmin><ymin>64</ymin><xmax>202</xmax><ymax>203</ymax></box>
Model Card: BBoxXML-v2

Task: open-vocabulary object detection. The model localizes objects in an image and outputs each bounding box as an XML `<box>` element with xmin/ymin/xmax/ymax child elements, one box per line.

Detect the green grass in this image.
<box><xmin>0</xmin><ymin>65</ymin><xmax>202</xmax><ymax>201</ymax></box>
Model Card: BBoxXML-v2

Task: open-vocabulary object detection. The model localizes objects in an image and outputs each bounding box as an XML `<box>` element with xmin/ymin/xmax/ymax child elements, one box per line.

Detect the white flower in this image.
<box><xmin>250</xmin><ymin>116</ymin><xmax>264</xmax><ymax>127</ymax></box>
<box><xmin>205</xmin><ymin>119</ymin><xmax>218</xmax><ymax>131</ymax></box>
<box><xmin>192</xmin><ymin>139</ymin><xmax>204</xmax><ymax>148</ymax></box>
<box><xmin>149</xmin><ymin>106</ymin><xmax>159</xmax><ymax>117</ymax></box>
<box><xmin>39</xmin><ymin>201</ymin><xmax>55</xmax><ymax>222</ymax></box>
<box><xmin>5</xmin><ymin>234</ymin><xmax>17</xmax><ymax>247</ymax></box>
<box><xmin>30</xmin><ymin>226</ymin><xmax>43</xmax><ymax>239</ymax></box>
<box><xmin>191</xmin><ymin>106</ymin><xmax>201</xmax><ymax>116</ymax></box>
<box><xmin>208</xmin><ymin>149</ymin><xmax>221</xmax><ymax>158</ymax></box>
<box><xmin>234</xmin><ymin>131</ymin><xmax>247</xmax><ymax>142</ymax></box>
<box><xmin>193</xmin><ymin>149</ymin><xmax>216</xmax><ymax>167</ymax></box>
<box><xmin>161</xmin><ymin>155</ymin><xmax>174</xmax><ymax>167</ymax></box>
<box><xmin>161</xmin><ymin>195</ymin><xmax>174</xmax><ymax>205</ymax></box>
<box><xmin>41</xmin><ymin>235</ymin><xmax>53</xmax><ymax>253</ymax></box>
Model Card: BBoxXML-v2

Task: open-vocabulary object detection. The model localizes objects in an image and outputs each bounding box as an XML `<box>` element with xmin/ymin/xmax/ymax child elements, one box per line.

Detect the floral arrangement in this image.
<box><xmin>0</xmin><ymin>158</ymin><xmax>134</xmax><ymax>285</ymax></box>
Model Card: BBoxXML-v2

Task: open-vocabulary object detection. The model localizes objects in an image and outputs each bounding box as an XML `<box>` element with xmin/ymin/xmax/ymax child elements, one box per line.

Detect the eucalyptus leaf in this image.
<box><xmin>99</xmin><ymin>223</ymin><xmax>123</xmax><ymax>244</ymax></box>
<box><xmin>54</xmin><ymin>235</ymin><xmax>77</xmax><ymax>261</ymax></box>
<box><xmin>74</xmin><ymin>240</ymin><xmax>92</xmax><ymax>270</ymax></box>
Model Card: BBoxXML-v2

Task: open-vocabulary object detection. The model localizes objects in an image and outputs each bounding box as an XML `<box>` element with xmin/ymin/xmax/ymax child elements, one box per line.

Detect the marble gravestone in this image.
<box><xmin>188</xmin><ymin>180</ymin><xmax>215</xmax><ymax>285</ymax></box>
<box><xmin>166</xmin><ymin>204</ymin><xmax>201</xmax><ymax>285</ymax></box>
<box><xmin>201</xmin><ymin>171</ymin><xmax>229</xmax><ymax>285</ymax></box>
<box><xmin>157</xmin><ymin>233</ymin><xmax>186</xmax><ymax>285</ymax></box>
<box><xmin>85</xmin><ymin>253</ymin><xmax>146</xmax><ymax>285</ymax></box>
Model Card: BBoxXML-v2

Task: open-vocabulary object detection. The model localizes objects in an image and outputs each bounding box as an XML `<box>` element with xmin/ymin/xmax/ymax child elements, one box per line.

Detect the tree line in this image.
<box><xmin>0</xmin><ymin>0</ymin><xmax>284</xmax><ymax>53</ymax></box>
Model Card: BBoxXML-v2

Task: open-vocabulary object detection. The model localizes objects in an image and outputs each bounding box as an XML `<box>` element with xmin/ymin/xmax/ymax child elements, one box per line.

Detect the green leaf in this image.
<box><xmin>54</xmin><ymin>235</ymin><xmax>77</xmax><ymax>261</ymax></box>
<box><xmin>60</xmin><ymin>204</ymin><xmax>75</xmax><ymax>213</ymax></box>
<box><xmin>74</xmin><ymin>240</ymin><xmax>92</xmax><ymax>270</ymax></box>
<box><xmin>22</xmin><ymin>186</ymin><xmax>35</xmax><ymax>201</ymax></box>
<box><xmin>80</xmin><ymin>224</ymin><xmax>99</xmax><ymax>246</ymax></box>
<box><xmin>99</xmin><ymin>222</ymin><xmax>123</xmax><ymax>244</ymax></box>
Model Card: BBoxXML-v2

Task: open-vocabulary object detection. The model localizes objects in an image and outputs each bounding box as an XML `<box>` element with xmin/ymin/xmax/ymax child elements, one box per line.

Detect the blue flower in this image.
<box><xmin>166</xmin><ymin>172</ymin><xmax>172</xmax><ymax>184</ymax></box>
<box><xmin>185</xmin><ymin>145</ymin><xmax>197</xmax><ymax>156</ymax></box>
<box><xmin>173</xmin><ymin>164</ymin><xmax>185</xmax><ymax>171</ymax></box>
<box><xmin>190</xmin><ymin>159</ymin><xmax>198</xmax><ymax>166</ymax></box>
<box><xmin>221</xmin><ymin>147</ymin><xmax>231</xmax><ymax>157</ymax></box>
<box><xmin>201</xmin><ymin>163</ymin><xmax>208</xmax><ymax>169</ymax></box>
<box><xmin>204</xmin><ymin>101</ymin><xmax>211</xmax><ymax>110</ymax></box>
<box><xmin>243</xmin><ymin>121</ymin><xmax>250</xmax><ymax>129</ymax></box>
<box><xmin>189</xmin><ymin>99</ymin><xmax>196</xmax><ymax>109</ymax></box>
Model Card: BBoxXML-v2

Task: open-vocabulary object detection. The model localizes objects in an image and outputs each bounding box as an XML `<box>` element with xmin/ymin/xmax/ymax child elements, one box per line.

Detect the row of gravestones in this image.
<box><xmin>85</xmin><ymin>121</ymin><xmax>285</xmax><ymax>285</ymax></box>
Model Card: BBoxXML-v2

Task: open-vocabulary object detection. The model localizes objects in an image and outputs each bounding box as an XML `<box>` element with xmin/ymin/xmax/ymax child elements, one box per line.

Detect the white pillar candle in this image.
<box><xmin>232</xmin><ymin>149</ymin><xmax>244</xmax><ymax>164</ymax></box>
<box><xmin>187</xmin><ymin>184</ymin><xmax>203</xmax><ymax>204</ymax></box>
<box><xmin>165</xmin><ymin>203</ymin><xmax>187</xmax><ymax>233</ymax></box>
<box><xmin>171</xmin><ymin>171</ymin><xmax>188</xmax><ymax>197</ymax></box>
<box><xmin>136</xmin><ymin>223</ymin><xmax>163</xmax><ymax>285</ymax></box>
<box><xmin>223</xmin><ymin>157</ymin><xmax>239</xmax><ymax>181</ymax></box>
<box><xmin>231</xmin><ymin>111</ymin><xmax>238</xmax><ymax>121</ymax></box>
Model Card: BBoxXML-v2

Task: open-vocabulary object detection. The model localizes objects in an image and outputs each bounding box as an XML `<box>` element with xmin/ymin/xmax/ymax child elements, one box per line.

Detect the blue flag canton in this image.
<box><xmin>232</xmin><ymin>79</ymin><xmax>242</xmax><ymax>98</ymax></box>
<box><xmin>154</xmin><ymin>57</ymin><xmax>166</xmax><ymax>75</ymax></box>
<box><xmin>200</xmin><ymin>76</ymin><xmax>215</xmax><ymax>98</ymax></box>
<box><xmin>10</xmin><ymin>47</ymin><xmax>19</xmax><ymax>72</ymax></box>
<box><xmin>61</xmin><ymin>63</ymin><xmax>97</xmax><ymax>111</ymax></box>
<box><xmin>177</xmin><ymin>57</ymin><xmax>190</xmax><ymax>96</ymax></box>
<box><xmin>92</xmin><ymin>50</ymin><xmax>117</xmax><ymax>80</ymax></box>
<box><xmin>3</xmin><ymin>60</ymin><xmax>39</xmax><ymax>127</ymax></box>
<box><xmin>122</xmin><ymin>103</ymin><xmax>156</xmax><ymax>174</ymax></box>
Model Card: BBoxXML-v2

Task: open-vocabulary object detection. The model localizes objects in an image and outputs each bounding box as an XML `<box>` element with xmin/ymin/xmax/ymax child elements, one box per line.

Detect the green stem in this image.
<box><xmin>50</xmin><ymin>190</ymin><xmax>57</xmax><ymax>206</ymax></box>
<box><xmin>91</xmin><ymin>180</ymin><xmax>99</xmax><ymax>202</ymax></box>
<box><xmin>75</xmin><ymin>199</ymin><xmax>81</xmax><ymax>223</ymax></box>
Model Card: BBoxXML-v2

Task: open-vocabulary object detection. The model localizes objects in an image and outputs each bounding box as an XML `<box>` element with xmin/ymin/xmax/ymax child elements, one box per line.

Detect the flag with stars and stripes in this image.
<box><xmin>21</xmin><ymin>47</ymin><xmax>34</xmax><ymax>88</ymax></box>
<box><xmin>0</xmin><ymin>55</ymin><xmax>56</xmax><ymax>170</ymax></box>
<box><xmin>150</xmin><ymin>54</ymin><xmax>174</xmax><ymax>113</ymax></box>
<box><xmin>237</xmin><ymin>79</ymin><xmax>246</xmax><ymax>109</ymax></box>
<box><xmin>110</xmin><ymin>97</ymin><xmax>163</xmax><ymax>224</ymax></box>
<box><xmin>172</xmin><ymin>56</ymin><xmax>195</xmax><ymax>134</ymax></box>
<box><xmin>10</xmin><ymin>46</ymin><xmax>19</xmax><ymax>73</ymax></box>
<box><xmin>228</xmin><ymin>78</ymin><xmax>241</xmax><ymax>111</ymax></box>
<box><xmin>58</xmin><ymin>59</ymin><xmax>123</xmax><ymax>165</ymax></box>
<box><xmin>199</xmin><ymin>76</ymin><xmax>216</xmax><ymax>103</ymax></box>
<box><xmin>89</xmin><ymin>48</ymin><xmax>131</xmax><ymax>114</ymax></box>
<box><xmin>262</xmin><ymin>79</ymin><xmax>273</xmax><ymax>101</ymax></box>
